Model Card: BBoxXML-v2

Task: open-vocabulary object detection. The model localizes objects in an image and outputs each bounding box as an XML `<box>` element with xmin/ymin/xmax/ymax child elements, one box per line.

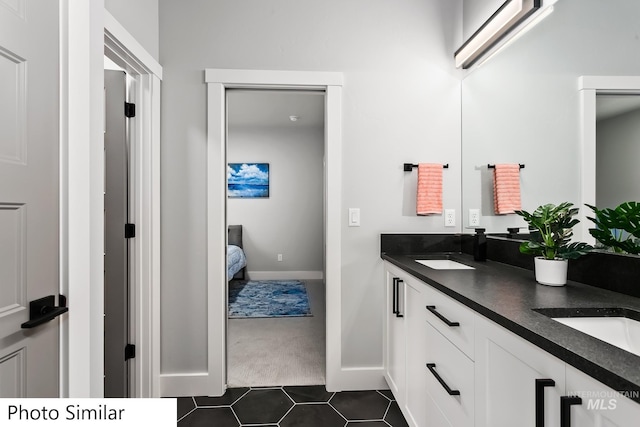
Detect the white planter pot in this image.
<box><xmin>534</xmin><ymin>257</ymin><xmax>568</xmax><ymax>286</ymax></box>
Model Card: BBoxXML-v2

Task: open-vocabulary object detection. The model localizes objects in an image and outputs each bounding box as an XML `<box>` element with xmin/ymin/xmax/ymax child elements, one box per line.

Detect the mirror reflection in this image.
<box><xmin>596</xmin><ymin>94</ymin><xmax>640</xmax><ymax>209</ymax></box>
<box><xmin>461</xmin><ymin>0</ymin><xmax>640</xmax><ymax>237</ymax></box>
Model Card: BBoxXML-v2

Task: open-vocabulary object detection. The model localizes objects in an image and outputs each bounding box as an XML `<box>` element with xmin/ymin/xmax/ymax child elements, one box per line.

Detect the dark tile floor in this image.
<box><xmin>176</xmin><ymin>385</ymin><xmax>409</xmax><ymax>427</ymax></box>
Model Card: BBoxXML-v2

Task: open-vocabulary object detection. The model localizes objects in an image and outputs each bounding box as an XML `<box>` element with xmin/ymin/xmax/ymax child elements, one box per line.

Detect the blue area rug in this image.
<box><xmin>228</xmin><ymin>280</ymin><xmax>312</xmax><ymax>318</ymax></box>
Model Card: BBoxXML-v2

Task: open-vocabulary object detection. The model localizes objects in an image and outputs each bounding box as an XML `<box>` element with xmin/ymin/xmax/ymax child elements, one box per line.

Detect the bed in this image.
<box><xmin>228</xmin><ymin>224</ymin><xmax>247</xmax><ymax>281</ymax></box>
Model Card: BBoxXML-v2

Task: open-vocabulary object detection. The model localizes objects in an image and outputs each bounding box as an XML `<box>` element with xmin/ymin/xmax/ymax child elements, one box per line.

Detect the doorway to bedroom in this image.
<box><xmin>225</xmin><ymin>89</ymin><xmax>326</xmax><ymax>387</ymax></box>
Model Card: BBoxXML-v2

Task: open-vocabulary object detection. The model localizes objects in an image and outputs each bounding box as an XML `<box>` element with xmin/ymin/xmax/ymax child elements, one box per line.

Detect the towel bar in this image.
<box><xmin>488</xmin><ymin>163</ymin><xmax>525</xmax><ymax>169</ymax></box>
<box><xmin>404</xmin><ymin>163</ymin><xmax>449</xmax><ymax>171</ymax></box>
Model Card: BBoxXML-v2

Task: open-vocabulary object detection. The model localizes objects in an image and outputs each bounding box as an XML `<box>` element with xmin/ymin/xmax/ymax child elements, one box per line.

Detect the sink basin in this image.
<box><xmin>552</xmin><ymin>316</ymin><xmax>640</xmax><ymax>357</ymax></box>
<box><xmin>534</xmin><ymin>308</ymin><xmax>640</xmax><ymax>357</ymax></box>
<box><xmin>415</xmin><ymin>259</ymin><xmax>474</xmax><ymax>270</ymax></box>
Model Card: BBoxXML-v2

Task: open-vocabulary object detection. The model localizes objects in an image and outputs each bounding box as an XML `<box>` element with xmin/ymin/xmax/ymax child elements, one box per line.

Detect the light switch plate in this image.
<box><xmin>348</xmin><ymin>208</ymin><xmax>360</xmax><ymax>227</ymax></box>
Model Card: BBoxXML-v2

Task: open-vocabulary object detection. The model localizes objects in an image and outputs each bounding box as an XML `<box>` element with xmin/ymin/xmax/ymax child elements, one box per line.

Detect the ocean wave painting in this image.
<box><xmin>228</xmin><ymin>163</ymin><xmax>270</xmax><ymax>198</ymax></box>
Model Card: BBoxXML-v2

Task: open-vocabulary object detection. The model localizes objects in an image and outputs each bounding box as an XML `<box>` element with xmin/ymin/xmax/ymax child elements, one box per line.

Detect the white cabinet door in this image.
<box><xmin>475</xmin><ymin>316</ymin><xmax>565</xmax><ymax>427</ymax></box>
<box><xmin>405</xmin><ymin>279</ymin><xmax>428</xmax><ymax>427</ymax></box>
<box><xmin>384</xmin><ymin>267</ymin><xmax>407</xmax><ymax>407</ymax></box>
<box><xmin>563</xmin><ymin>364</ymin><xmax>640</xmax><ymax>427</ymax></box>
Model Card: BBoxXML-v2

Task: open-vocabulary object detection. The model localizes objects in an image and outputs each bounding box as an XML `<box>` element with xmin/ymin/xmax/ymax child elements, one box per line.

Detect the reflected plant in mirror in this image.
<box><xmin>587</xmin><ymin>202</ymin><xmax>640</xmax><ymax>254</ymax></box>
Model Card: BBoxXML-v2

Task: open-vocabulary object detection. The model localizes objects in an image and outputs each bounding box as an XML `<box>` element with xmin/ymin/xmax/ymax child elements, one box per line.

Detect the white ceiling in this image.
<box><xmin>227</xmin><ymin>89</ymin><xmax>325</xmax><ymax>129</ymax></box>
<box><xmin>596</xmin><ymin>94</ymin><xmax>640</xmax><ymax>121</ymax></box>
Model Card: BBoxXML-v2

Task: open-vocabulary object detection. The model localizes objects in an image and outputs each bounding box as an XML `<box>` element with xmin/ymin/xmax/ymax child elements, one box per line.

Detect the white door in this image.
<box><xmin>104</xmin><ymin>69</ymin><xmax>130</xmax><ymax>398</ymax></box>
<box><xmin>0</xmin><ymin>0</ymin><xmax>62</xmax><ymax>397</ymax></box>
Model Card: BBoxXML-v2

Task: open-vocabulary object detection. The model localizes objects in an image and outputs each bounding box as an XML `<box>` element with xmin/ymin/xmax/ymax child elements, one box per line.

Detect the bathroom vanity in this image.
<box><xmin>381</xmin><ymin>234</ymin><xmax>640</xmax><ymax>427</ymax></box>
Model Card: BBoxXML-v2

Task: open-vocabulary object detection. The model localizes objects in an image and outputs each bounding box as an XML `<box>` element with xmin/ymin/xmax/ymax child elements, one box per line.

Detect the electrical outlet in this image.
<box><xmin>469</xmin><ymin>209</ymin><xmax>480</xmax><ymax>227</ymax></box>
<box><xmin>277</xmin><ymin>254</ymin><xmax>283</xmax><ymax>262</ymax></box>
<box><xmin>445</xmin><ymin>209</ymin><xmax>456</xmax><ymax>227</ymax></box>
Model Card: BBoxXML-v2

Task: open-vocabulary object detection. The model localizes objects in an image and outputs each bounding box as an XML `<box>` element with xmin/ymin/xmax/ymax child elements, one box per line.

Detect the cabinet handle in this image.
<box><xmin>560</xmin><ymin>396</ymin><xmax>582</xmax><ymax>427</ymax></box>
<box><xmin>426</xmin><ymin>305</ymin><xmax>459</xmax><ymax>327</ymax></box>
<box><xmin>392</xmin><ymin>278</ymin><xmax>398</xmax><ymax>314</ymax></box>
<box><xmin>535</xmin><ymin>378</ymin><xmax>555</xmax><ymax>427</ymax></box>
<box><xmin>426</xmin><ymin>363</ymin><xmax>460</xmax><ymax>396</ymax></box>
<box><xmin>396</xmin><ymin>279</ymin><xmax>404</xmax><ymax>318</ymax></box>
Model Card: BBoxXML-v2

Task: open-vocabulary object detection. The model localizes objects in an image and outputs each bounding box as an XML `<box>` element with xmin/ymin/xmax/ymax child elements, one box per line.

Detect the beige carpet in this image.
<box><xmin>227</xmin><ymin>279</ymin><xmax>326</xmax><ymax>387</ymax></box>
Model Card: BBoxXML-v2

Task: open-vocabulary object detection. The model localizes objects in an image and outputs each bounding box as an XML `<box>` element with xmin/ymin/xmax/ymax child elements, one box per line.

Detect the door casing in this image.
<box><xmin>60</xmin><ymin>4</ymin><xmax>162</xmax><ymax>397</ymax></box>
<box><xmin>194</xmin><ymin>69</ymin><xmax>343</xmax><ymax>397</ymax></box>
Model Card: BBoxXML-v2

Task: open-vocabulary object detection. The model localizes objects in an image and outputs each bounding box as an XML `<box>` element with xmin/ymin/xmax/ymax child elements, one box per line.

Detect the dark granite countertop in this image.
<box><xmin>381</xmin><ymin>252</ymin><xmax>640</xmax><ymax>404</ymax></box>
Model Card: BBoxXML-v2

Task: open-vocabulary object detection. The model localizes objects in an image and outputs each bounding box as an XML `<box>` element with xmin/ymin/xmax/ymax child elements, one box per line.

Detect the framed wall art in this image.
<box><xmin>227</xmin><ymin>163</ymin><xmax>270</xmax><ymax>198</ymax></box>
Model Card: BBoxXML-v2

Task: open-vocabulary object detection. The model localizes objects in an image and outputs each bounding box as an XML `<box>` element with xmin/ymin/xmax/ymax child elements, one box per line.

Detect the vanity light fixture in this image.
<box><xmin>455</xmin><ymin>0</ymin><xmax>540</xmax><ymax>69</ymax></box>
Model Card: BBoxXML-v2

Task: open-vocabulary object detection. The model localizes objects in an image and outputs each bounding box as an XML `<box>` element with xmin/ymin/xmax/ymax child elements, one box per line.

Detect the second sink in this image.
<box><xmin>415</xmin><ymin>259</ymin><xmax>475</xmax><ymax>270</ymax></box>
<box><xmin>534</xmin><ymin>307</ymin><xmax>640</xmax><ymax>357</ymax></box>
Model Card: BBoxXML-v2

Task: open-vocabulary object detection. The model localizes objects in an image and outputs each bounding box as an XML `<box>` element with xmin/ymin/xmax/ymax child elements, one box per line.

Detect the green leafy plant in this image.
<box><xmin>514</xmin><ymin>202</ymin><xmax>592</xmax><ymax>260</ymax></box>
<box><xmin>586</xmin><ymin>201</ymin><xmax>640</xmax><ymax>254</ymax></box>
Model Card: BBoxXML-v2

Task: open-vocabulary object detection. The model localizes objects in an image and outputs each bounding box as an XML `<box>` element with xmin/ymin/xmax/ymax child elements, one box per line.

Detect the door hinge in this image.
<box><xmin>125</xmin><ymin>223</ymin><xmax>136</xmax><ymax>239</ymax></box>
<box><xmin>125</xmin><ymin>344</ymin><xmax>136</xmax><ymax>361</ymax></box>
<box><xmin>125</xmin><ymin>102</ymin><xmax>136</xmax><ymax>118</ymax></box>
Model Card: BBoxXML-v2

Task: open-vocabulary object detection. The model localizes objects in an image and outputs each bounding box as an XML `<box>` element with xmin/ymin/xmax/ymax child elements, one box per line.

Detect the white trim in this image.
<box><xmin>579</xmin><ymin>75</ymin><xmax>640</xmax><ymax>91</ymax></box>
<box><xmin>60</xmin><ymin>0</ymin><xmax>104</xmax><ymax>398</ymax></box>
<box><xmin>206</xmin><ymin>82</ymin><xmax>228</xmax><ymax>397</ymax></box>
<box><xmin>186</xmin><ymin>69</ymin><xmax>343</xmax><ymax>397</ymax></box>
<box><xmin>103</xmin><ymin>11</ymin><xmax>162</xmax><ymax>79</ymax></box>
<box><xmin>578</xmin><ymin>76</ymin><xmax>640</xmax><ymax>243</ymax></box>
<box><xmin>60</xmin><ymin>3</ymin><xmax>162</xmax><ymax>398</ymax></box>
<box><xmin>104</xmin><ymin>10</ymin><xmax>163</xmax><ymax>398</ymax></box>
<box><xmin>324</xmin><ymin>84</ymin><xmax>343</xmax><ymax>393</ymax></box>
<box><xmin>331</xmin><ymin>367</ymin><xmax>388</xmax><ymax>391</ymax></box>
<box><xmin>247</xmin><ymin>271</ymin><xmax>324</xmax><ymax>281</ymax></box>
<box><xmin>205</xmin><ymin>69</ymin><xmax>343</xmax><ymax>88</ymax></box>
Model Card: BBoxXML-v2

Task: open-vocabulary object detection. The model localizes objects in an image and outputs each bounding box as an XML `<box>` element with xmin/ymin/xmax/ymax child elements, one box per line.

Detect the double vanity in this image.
<box><xmin>381</xmin><ymin>234</ymin><xmax>640</xmax><ymax>427</ymax></box>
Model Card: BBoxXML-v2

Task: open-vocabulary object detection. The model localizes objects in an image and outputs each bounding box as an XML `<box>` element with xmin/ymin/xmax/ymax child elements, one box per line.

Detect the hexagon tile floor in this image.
<box><xmin>176</xmin><ymin>385</ymin><xmax>409</xmax><ymax>427</ymax></box>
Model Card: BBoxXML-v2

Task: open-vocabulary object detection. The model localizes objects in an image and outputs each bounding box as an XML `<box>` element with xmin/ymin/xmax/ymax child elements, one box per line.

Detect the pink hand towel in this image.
<box><xmin>416</xmin><ymin>163</ymin><xmax>443</xmax><ymax>215</ymax></box>
<box><xmin>493</xmin><ymin>164</ymin><xmax>522</xmax><ymax>214</ymax></box>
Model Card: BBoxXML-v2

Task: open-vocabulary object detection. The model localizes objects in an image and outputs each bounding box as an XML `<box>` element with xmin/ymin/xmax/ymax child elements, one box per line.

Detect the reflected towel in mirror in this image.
<box><xmin>493</xmin><ymin>163</ymin><xmax>522</xmax><ymax>214</ymax></box>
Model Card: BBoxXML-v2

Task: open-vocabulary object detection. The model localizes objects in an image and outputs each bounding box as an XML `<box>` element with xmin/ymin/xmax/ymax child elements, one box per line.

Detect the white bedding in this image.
<box><xmin>227</xmin><ymin>244</ymin><xmax>247</xmax><ymax>280</ymax></box>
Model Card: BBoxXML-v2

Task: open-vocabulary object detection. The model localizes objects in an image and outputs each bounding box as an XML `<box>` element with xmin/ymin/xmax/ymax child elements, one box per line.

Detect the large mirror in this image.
<box><xmin>461</xmin><ymin>0</ymin><xmax>640</xmax><ymax>239</ymax></box>
<box><xmin>596</xmin><ymin>94</ymin><xmax>640</xmax><ymax>209</ymax></box>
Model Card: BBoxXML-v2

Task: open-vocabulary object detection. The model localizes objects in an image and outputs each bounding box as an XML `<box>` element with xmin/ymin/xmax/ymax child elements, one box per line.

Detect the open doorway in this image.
<box><xmin>103</xmin><ymin>57</ymin><xmax>135</xmax><ymax>397</ymax></box>
<box><xmin>225</xmin><ymin>89</ymin><xmax>326</xmax><ymax>387</ymax></box>
<box><xmin>204</xmin><ymin>69</ymin><xmax>343</xmax><ymax>397</ymax></box>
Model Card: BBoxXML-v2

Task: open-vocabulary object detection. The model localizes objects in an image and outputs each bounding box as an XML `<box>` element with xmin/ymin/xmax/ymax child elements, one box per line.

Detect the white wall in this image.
<box><xmin>105</xmin><ymin>0</ymin><xmax>159</xmax><ymax>61</ymax></box>
<box><xmin>461</xmin><ymin>0</ymin><xmax>640</xmax><ymax>233</ymax></box>
<box><xmin>462</xmin><ymin>0</ymin><xmax>504</xmax><ymax>40</ymax></box>
<box><xmin>596</xmin><ymin>108</ymin><xmax>640</xmax><ymax>208</ymax></box>
<box><xmin>227</xmin><ymin>126</ymin><xmax>324</xmax><ymax>276</ymax></box>
<box><xmin>159</xmin><ymin>0</ymin><xmax>462</xmax><ymax>376</ymax></box>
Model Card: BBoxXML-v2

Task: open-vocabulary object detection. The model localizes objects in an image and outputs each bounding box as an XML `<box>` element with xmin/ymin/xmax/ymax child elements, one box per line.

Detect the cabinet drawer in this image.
<box><xmin>422</xmin><ymin>284</ymin><xmax>475</xmax><ymax>359</ymax></box>
<box><xmin>424</xmin><ymin>320</ymin><xmax>474</xmax><ymax>427</ymax></box>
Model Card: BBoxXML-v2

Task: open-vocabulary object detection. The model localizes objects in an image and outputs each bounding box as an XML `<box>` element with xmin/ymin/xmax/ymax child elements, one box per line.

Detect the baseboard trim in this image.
<box><xmin>247</xmin><ymin>271</ymin><xmax>324</xmax><ymax>281</ymax></box>
<box><xmin>160</xmin><ymin>373</ymin><xmax>216</xmax><ymax>397</ymax></box>
<box><xmin>326</xmin><ymin>366</ymin><xmax>389</xmax><ymax>392</ymax></box>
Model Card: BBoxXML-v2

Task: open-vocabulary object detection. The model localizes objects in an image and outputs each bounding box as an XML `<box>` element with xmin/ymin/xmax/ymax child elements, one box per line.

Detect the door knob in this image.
<box><xmin>21</xmin><ymin>295</ymin><xmax>68</xmax><ymax>329</ymax></box>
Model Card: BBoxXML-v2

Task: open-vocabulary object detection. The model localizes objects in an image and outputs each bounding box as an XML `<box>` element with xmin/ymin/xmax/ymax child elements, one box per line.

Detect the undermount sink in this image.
<box><xmin>534</xmin><ymin>308</ymin><xmax>640</xmax><ymax>357</ymax></box>
<box><xmin>552</xmin><ymin>316</ymin><xmax>640</xmax><ymax>357</ymax></box>
<box><xmin>415</xmin><ymin>259</ymin><xmax>475</xmax><ymax>270</ymax></box>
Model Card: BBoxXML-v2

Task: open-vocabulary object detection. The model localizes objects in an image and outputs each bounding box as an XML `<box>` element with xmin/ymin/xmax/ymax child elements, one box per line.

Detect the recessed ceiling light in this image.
<box><xmin>289</xmin><ymin>115</ymin><xmax>299</xmax><ymax>122</ymax></box>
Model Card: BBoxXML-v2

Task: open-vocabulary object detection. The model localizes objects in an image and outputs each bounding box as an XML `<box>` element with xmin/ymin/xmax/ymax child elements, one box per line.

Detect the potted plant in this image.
<box><xmin>515</xmin><ymin>202</ymin><xmax>592</xmax><ymax>286</ymax></box>
<box><xmin>586</xmin><ymin>201</ymin><xmax>640</xmax><ymax>255</ymax></box>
